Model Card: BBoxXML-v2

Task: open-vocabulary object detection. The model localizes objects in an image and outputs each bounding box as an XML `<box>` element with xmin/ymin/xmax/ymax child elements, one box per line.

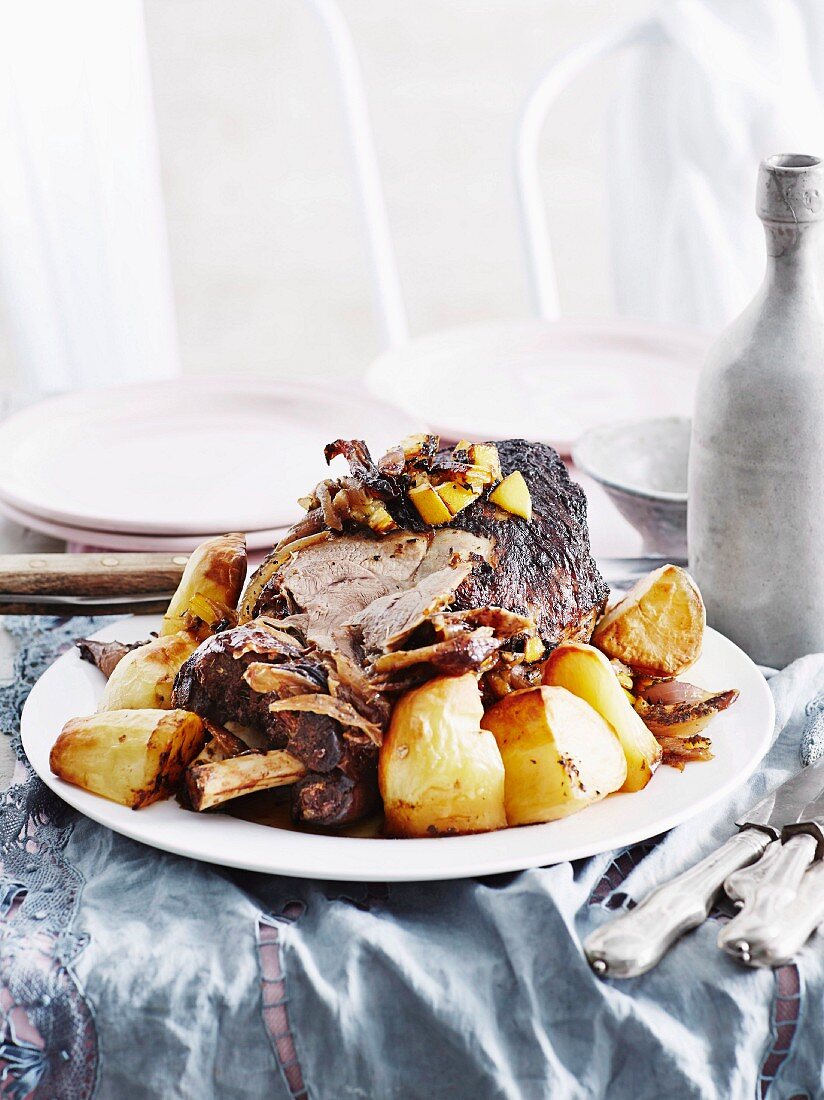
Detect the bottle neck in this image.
<box><xmin>762</xmin><ymin>219</ymin><xmax>823</xmax><ymax>294</ymax></box>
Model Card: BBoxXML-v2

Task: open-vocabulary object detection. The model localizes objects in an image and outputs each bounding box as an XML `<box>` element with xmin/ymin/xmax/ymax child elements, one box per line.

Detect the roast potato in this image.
<box><xmin>591</xmin><ymin>564</ymin><xmax>705</xmax><ymax>677</ymax></box>
<box><xmin>50</xmin><ymin>709</ymin><xmax>205</xmax><ymax>809</ymax></box>
<box><xmin>97</xmin><ymin>631</ymin><xmax>200</xmax><ymax>711</ymax></box>
<box><xmin>544</xmin><ymin>642</ymin><xmax>662</xmax><ymax>792</ymax></box>
<box><xmin>481</xmin><ymin>686</ymin><xmax>626</xmax><ymax>826</ymax></box>
<box><xmin>379</xmin><ymin>673</ymin><xmax>506</xmax><ymax>837</ymax></box>
<box><xmin>161</xmin><ymin>533</ymin><xmax>247</xmax><ymax>637</ymax></box>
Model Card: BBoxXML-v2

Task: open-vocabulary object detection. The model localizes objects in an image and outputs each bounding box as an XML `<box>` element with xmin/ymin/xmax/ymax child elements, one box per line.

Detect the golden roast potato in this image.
<box><xmin>161</xmin><ymin>533</ymin><xmax>247</xmax><ymax>637</ymax></box>
<box><xmin>481</xmin><ymin>686</ymin><xmax>626</xmax><ymax>826</ymax></box>
<box><xmin>97</xmin><ymin>631</ymin><xmax>200</xmax><ymax>711</ymax></box>
<box><xmin>379</xmin><ymin>673</ymin><xmax>506</xmax><ymax>837</ymax></box>
<box><xmin>50</xmin><ymin>709</ymin><xmax>205</xmax><ymax>809</ymax></box>
<box><xmin>544</xmin><ymin>642</ymin><xmax>662</xmax><ymax>792</ymax></box>
<box><xmin>591</xmin><ymin>564</ymin><xmax>705</xmax><ymax>677</ymax></box>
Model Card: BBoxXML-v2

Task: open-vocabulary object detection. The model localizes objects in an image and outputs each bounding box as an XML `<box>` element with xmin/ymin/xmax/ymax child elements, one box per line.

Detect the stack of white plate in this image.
<box><xmin>0</xmin><ymin>380</ymin><xmax>421</xmax><ymax>552</ymax></box>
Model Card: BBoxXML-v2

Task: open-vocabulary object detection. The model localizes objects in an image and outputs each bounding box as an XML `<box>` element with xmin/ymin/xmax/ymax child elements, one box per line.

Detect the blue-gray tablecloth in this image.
<box><xmin>1</xmin><ymin>616</ymin><xmax>821</xmax><ymax>1100</ymax></box>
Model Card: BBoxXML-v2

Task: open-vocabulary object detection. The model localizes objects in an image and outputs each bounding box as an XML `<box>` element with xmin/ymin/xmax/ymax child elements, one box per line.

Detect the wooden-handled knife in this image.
<box><xmin>0</xmin><ymin>552</ymin><xmax>189</xmax><ymax>615</ymax></box>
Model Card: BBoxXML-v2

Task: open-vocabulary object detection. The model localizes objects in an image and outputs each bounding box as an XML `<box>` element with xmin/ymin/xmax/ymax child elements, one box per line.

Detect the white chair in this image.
<box><xmin>336</xmin><ymin>11</ymin><xmax>707</xmax><ymax>454</ymax></box>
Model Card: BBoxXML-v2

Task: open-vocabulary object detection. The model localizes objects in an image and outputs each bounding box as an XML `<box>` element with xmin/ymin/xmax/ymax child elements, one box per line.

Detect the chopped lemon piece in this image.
<box><xmin>409</xmin><ymin>483</ymin><xmax>452</xmax><ymax>525</ymax></box>
<box><xmin>524</xmin><ymin>636</ymin><xmax>545</xmax><ymax>663</ymax></box>
<box><xmin>468</xmin><ymin>443</ymin><xmax>502</xmax><ymax>482</ymax></box>
<box><xmin>436</xmin><ymin>481</ymin><xmax>479</xmax><ymax>516</ymax></box>
<box><xmin>489</xmin><ymin>471</ymin><xmax>532</xmax><ymax>520</ymax></box>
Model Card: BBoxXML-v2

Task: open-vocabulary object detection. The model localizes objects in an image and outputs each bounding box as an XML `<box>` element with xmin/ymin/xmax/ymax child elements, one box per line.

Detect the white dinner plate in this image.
<box><xmin>22</xmin><ymin>615</ymin><xmax>774</xmax><ymax>882</ymax></box>
<box><xmin>0</xmin><ymin>379</ymin><xmax>421</xmax><ymax>536</ymax></box>
<box><xmin>0</xmin><ymin>498</ymin><xmax>286</xmax><ymax>554</ymax></box>
<box><xmin>367</xmin><ymin>318</ymin><xmax>708</xmax><ymax>454</ymax></box>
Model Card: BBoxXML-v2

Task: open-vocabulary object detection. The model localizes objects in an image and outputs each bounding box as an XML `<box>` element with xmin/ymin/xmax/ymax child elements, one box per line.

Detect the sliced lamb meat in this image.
<box><xmin>254</xmin><ymin>528</ymin><xmax>492</xmax><ymax>657</ymax></box>
<box><xmin>262</xmin><ymin>531</ymin><xmax>431</xmax><ymax>652</ymax></box>
<box><xmin>252</xmin><ymin>439</ymin><xmax>604</xmax><ymax>652</ymax></box>
<box><xmin>350</xmin><ymin>560</ymin><xmax>475</xmax><ymax>655</ymax></box>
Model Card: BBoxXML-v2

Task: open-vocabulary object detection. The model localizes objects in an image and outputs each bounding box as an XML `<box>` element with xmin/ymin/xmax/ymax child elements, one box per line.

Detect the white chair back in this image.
<box><xmin>304</xmin><ymin>0</ymin><xmax>409</xmax><ymax>348</ymax></box>
<box><xmin>513</xmin><ymin>18</ymin><xmax>659</xmax><ymax>321</ymax></box>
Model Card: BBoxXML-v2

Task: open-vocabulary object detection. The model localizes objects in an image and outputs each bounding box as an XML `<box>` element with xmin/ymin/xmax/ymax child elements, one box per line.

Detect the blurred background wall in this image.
<box><xmin>0</xmin><ymin>0</ymin><xmax>650</xmax><ymax>390</ymax></box>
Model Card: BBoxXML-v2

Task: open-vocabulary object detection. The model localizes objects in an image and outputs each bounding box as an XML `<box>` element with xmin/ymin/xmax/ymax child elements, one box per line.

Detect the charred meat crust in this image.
<box><xmin>293</xmin><ymin>767</ymin><xmax>379</xmax><ymax>826</ymax></box>
<box><xmin>171</xmin><ymin>624</ymin><xmax>325</xmax><ymax>749</ymax></box>
<box><xmin>381</xmin><ymin>439</ymin><xmax>608</xmax><ymax>647</ymax></box>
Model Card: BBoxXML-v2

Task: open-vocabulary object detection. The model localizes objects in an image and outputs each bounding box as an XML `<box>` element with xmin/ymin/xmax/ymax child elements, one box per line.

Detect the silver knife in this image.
<box><xmin>720</xmin><ymin>858</ymin><xmax>824</xmax><ymax>968</ymax></box>
<box><xmin>584</xmin><ymin>760</ymin><xmax>824</xmax><ymax>979</ymax></box>
<box><xmin>718</xmin><ymin>776</ymin><xmax>824</xmax><ymax>965</ymax></box>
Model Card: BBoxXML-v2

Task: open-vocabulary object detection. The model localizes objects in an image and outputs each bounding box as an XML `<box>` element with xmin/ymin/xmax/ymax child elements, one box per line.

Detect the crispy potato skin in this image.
<box><xmin>50</xmin><ymin>709</ymin><xmax>205</xmax><ymax>809</ymax></box>
<box><xmin>97</xmin><ymin>631</ymin><xmax>200</xmax><ymax>711</ymax></box>
<box><xmin>162</xmin><ymin>533</ymin><xmax>247</xmax><ymax>637</ymax></box>
<box><xmin>591</xmin><ymin>564</ymin><xmax>705</xmax><ymax>677</ymax></box>
<box><xmin>482</xmin><ymin>686</ymin><xmax>626</xmax><ymax>826</ymax></box>
<box><xmin>379</xmin><ymin>674</ymin><xmax>506</xmax><ymax>837</ymax></box>
<box><xmin>544</xmin><ymin>642</ymin><xmax>662</xmax><ymax>792</ymax></box>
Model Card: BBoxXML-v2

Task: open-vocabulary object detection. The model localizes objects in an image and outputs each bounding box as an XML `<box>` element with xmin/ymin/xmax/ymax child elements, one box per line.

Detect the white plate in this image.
<box><xmin>22</xmin><ymin>616</ymin><xmax>774</xmax><ymax>882</ymax></box>
<box><xmin>0</xmin><ymin>498</ymin><xmax>286</xmax><ymax>554</ymax></box>
<box><xmin>367</xmin><ymin>318</ymin><xmax>708</xmax><ymax>454</ymax></box>
<box><xmin>0</xmin><ymin>379</ymin><xmax>421</xmax><ymax>535</ymax></box>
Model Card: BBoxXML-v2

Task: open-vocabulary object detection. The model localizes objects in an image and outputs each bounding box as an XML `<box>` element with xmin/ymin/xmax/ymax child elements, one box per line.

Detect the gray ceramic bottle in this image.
<box><xmin>689</xmin><ymin>154</ymin><xmax>824</xmax><ymax>667</ymax></box>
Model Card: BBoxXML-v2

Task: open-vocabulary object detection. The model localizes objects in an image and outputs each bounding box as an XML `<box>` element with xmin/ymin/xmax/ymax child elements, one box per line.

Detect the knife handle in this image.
<box><xmin>584</xmin><ymin>829</ymin><xmax>770</xmax><ymax>979</ymax></box>
<box><xmin>723</xmin><ymin>839</ymin><xmax>785</xmax><ymax>907</ymax></box>
<box><xmin>719</xmin><ymin>858</ymin><xmax>824</xmax><ymax>968</ymax></box>
<box><xmin>718</xmin><ymin>833</ymin><xmax>819</xmax><ymax>966</ymax></box>
<box><xmin>0</xmin><ymin>552</ymin><xmax>189</xmax><ymax>597</ymax></box>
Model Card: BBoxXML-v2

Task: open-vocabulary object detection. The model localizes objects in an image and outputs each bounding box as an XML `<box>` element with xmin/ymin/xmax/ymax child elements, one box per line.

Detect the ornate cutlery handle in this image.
<box><xmin>724</xmin><ymin>839</ymin><xmax>784</xmax><ymax>907</ymax></box>
<box><xmin>584</xmin><ymin>830</ymin><xmax>770</xmax><ymax>979</ymax></box>
<box><xmin>720</xmin><ymin>859</ymin><xmax>824</xmax><ymax>967</ymax></box>
<box><xmin>718</xmin><ymin>833</ymin><xmax>819</xmax><ymax>965</ymax></box>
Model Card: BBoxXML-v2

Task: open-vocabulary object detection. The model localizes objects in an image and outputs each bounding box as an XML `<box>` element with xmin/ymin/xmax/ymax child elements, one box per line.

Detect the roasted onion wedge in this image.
<box><xmin>634</xmin><ymin>684</ymin><xmax>739</xmax><ymax>739</ymax></box>
<box><xmin>656</xmin><ymin>735</ymin><xmax>714</xmax><ymax>770</ymax></box>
